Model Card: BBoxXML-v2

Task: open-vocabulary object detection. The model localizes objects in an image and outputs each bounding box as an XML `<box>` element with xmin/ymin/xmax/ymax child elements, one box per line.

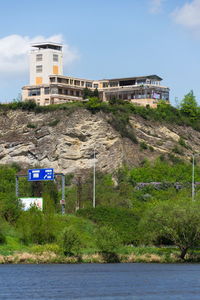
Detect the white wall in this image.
<box><xmin>30</xmin><ymin>48</ymin><xmax>63</xmax><ymax>85</ymax></box>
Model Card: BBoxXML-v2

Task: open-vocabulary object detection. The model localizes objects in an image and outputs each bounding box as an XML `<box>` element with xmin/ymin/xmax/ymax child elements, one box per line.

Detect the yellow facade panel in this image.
<box><xmin>53</xmin><ymin>65</ymin><xmax>59</xmax><ymax>75</ymax></box>
<box><xmin>36</xmin><ymin>77</ymin><xmax>43</xmax><ymax>85</ymax></box>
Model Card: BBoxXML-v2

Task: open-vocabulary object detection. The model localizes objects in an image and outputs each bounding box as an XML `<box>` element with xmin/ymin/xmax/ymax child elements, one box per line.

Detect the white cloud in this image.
<box><xmin>0</xmin><ymin>34</ymin><xmax>79</xmax><ymax>76</ymax></box>
<box><xmin>149</xmin><ymin>0</ymin><xmax>164</xmax><ymax>14</ymax></box>
<box><xmin>172</xmin><ymin>0</ymin><xmax>200</xmax><ymax>32</ymax></box>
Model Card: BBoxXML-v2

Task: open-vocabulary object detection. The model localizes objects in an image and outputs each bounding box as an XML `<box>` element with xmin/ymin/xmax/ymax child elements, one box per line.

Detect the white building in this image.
<box><xmin>22</xmin><ymin>42</ymin><xmax>170</xmax><ymax>107</ymax></box>
<box><xmin>29</xmin><ymin>42</ymin><xmax>63</xmax><ymax>85</ymax></box>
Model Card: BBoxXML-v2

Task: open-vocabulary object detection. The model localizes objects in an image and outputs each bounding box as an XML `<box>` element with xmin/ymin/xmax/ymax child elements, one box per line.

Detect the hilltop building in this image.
<box><xmin>22</xmin><ymin>42</ymin><xmax>170</xmax><ymax>107</ymax></box>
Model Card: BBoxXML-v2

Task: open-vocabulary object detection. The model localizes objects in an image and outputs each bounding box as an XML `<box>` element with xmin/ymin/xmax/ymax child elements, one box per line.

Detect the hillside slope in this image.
<box><xmin>0</xmin><ymin>108</ymin><xmax>199</xmax><ymax>174</ymax></box>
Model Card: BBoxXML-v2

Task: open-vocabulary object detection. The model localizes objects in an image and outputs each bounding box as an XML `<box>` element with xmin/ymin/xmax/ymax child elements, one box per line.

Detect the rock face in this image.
<box><xmin>0</xmin><ymin>109</ymin><xmax>200</xmax><ymax>174</ymax></box>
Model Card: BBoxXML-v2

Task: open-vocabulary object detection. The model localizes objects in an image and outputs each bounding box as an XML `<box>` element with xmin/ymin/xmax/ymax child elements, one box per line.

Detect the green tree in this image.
<box><xmin>83</xmin><ymin>88</ymin><xmax>93</xmax><ymax>99</ymax></box>
<box><xmin>180</xmin><ymin>90</ymin><xmax>199</xmax><ymax>118</ymax></box>
<box><xmin>140</xmin><ymin>199</ymin><xmax>200</xmax><ymax>259</ymax></box>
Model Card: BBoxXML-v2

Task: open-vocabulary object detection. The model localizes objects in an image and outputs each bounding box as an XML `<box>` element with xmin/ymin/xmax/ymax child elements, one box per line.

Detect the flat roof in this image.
<box><xmin>31</xmin><ymin>42</ymin><xmax>62</xmax><ymax>50</ymax></box>
<box><xmin>101</xmin><ymin>75</ymin><xmax>163</xmax><ymax>81</ymax></box>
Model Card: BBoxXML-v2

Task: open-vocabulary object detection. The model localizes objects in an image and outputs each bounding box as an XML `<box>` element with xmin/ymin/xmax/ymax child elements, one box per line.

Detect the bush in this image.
<box><xmin>178</xmin><ymin>137</ymin><xmax>188</xmax><ymax>148</ymax></box>
<box><xmin>0</xmin><ymin>231</ymin><xmax>6</xmax><ymax>245</ymax></box>
<box><xmin>27</xmin><ymin>123</ymin><xmax>37</xmax><ymax>129</ymax></box>
<box><xmin>149</xmin><ymin>145</ymin><xmax>154</xmax><ymax>152</ymax></box>
<box><xmin>140</xmin><ymin>141</ymin><xmax>148</xmax><ymax>150</ymax></box>
<box><xmin>48</xmin><ymin>119</ymin><xmax>60</xmax><ymax>126</ymax></box>
<box><xmin>77</xmin><ymin>207</ymin><xmax>139</xmax><ymax>244</ymax></box>
<box><xmin>108</xmin><ymin>113</ymin><xmax>138</xmax><ymax>144</ymax></box>
<box><xmin>172</xmin><ymin>145</ymin><xmax>183</xmax><ymax>155</ymax></box>
<box><xmin>85</xmin><ymin>97</ymin><xmax>102</xmax><ymax>112</ymax></box>
<box><xmin>60</xmin><ymin>227</ymin><xmax>82</xmax><ymax>256</ymax></box>
<box><xmin>95</xmin><ymin>226</ymin><xmax>122</xmax><ymax>262</ymax></box>
<box><xmin>17</xmin><ymin>207</ymin><xmax>59</xmax><ymax>245</ymax></box>
<box><xmin>95</xmin><ymin>226</ymin><xmax>121</xmax><ymax>253</ymax></box>
<box><xmin>31</xmin><ymin>243</ymin><xmax>61</xmax><ymax>254</ymax></box>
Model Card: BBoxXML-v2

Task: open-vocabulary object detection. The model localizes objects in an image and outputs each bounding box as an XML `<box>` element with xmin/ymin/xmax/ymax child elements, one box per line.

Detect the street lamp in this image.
<box><xmin>93</xmin><ymin>147</ymin><xmax>96</xmax><ymax>208</ymax></box>
<box><xmin>192</xmin><ymin>153</ymin><xmax>200</xmax><ymax>201</ymax></box>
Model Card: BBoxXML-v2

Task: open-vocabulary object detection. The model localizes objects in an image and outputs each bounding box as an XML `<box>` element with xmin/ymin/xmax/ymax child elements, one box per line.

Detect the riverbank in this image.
<box><xmin>1</xmin><ymin>247</ymin><xmax>200</xmax><ymax>264</ymax></box>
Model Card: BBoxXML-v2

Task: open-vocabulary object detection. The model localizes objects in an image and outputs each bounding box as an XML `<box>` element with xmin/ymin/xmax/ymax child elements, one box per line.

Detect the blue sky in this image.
<box><xmin>0</xmin><ymin>0</ymin><xmax>200</xmax><ymax>105</ymax></box>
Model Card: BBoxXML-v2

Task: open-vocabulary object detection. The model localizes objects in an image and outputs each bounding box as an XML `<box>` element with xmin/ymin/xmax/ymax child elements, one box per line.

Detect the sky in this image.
<box><xmin>0</xmin><ymin>0</ymin><xmax>200</xmax><ymax>105</ymax></box>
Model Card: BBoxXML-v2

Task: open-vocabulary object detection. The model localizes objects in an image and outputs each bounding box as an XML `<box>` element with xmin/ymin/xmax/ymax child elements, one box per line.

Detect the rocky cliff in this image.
<box><xmin>0</xmin><ymin>108</ymin><xmax>199</xmax><ymax>175</ymax></box>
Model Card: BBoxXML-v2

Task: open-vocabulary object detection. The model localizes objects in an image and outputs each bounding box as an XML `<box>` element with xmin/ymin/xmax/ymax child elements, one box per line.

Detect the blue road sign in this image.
<box><xmin>28</xmin><ymin>168</ymin><xmax>54</xmax><ymax>181</ymax></box>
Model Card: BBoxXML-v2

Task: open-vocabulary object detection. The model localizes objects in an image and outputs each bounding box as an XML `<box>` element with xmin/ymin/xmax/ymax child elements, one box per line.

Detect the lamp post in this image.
<box><xmin>192</xmin><ymin>154</ymin><xmax>195</xmax><ymax>201</ymax></box>
<box><xmin>93</xmin><ymin>147</ymin><xmax>96</xmax><ymax>208</ymax></box>
<box><xmin>192</xmin><ymin>153</ymin><xmax>199</xmax><ymax>201</ymax></box>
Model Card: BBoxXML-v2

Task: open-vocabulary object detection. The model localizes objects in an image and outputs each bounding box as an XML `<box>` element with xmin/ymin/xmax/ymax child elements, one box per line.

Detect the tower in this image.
<box><xmin>29</xmin><ymin>42</ymin><xmax>63</xmax><ymax>85</ymax></box>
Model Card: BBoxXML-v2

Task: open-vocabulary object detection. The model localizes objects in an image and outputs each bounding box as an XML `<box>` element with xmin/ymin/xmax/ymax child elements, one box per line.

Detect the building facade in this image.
<box><xmin>22</xmin><ymin>43</ymin><xmax>170</xmax><ymax>107</ymax></box>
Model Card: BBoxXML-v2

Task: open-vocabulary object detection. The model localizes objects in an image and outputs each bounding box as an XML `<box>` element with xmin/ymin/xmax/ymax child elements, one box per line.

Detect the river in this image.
<box><xmin>0</xmin><ymin>263</ymin><xmax>200</xmax><ymax>299</ymax></box>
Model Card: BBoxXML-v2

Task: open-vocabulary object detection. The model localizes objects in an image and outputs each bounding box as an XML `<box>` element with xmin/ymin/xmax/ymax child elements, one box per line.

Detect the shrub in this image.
<box><xmin>95</xmin><ymin>226</ymin><xmax>121</xmax><ymax>253</ymax></box>
<box><xmin>0</xmin><ymin>230</ymin><xmax>6</xmax><ymax>245</ymax></box>
<box><xmin>178</xmin><ymin>137</ymin><xmax>188</xmax><ymax>148</ymax></box>
<box><xmin>60</xmin><ymin>227</ymin><xmax>82</xmax><ymax>256</ymax></box>
<box><xmin>172</xmin><ymin>145</ymin><xmax>183</xmax><ymax>155</ymax></box>
<box><xmin>85</xmin><ymin>97</ymin><xmax>102</xmax><ymax>112</ymax></box>
<box><xmin>48</xmin><ymin>119</ymin><xmax>60</xmax><ymax>126</ymax></box>
<box><xmin>108</xmin><ymin>113</ymin><xmax>138</xmax><ymax>144</ymax></box>
<box><xmin>95</xmin><ymin>226</ymin><xmax>122</xmax><ymax>262</ymax></box>
<box><xmin>149</xmin><ymin>145</ymin><xmax>154</xmax><ymax>152</ymax></box>
<box><xmin>31</xmin><ymin>243</ymin><xmax>61</xmax><ymax>254</ymax></box>
<box><xmin>27</xmin><ymin>123</ymin><xmax>37</xmax><ymax>129</ymax></box>
<box><xmin>140</xmin><ymin>141</ymin><xmax>148</xmax><ymax>150</ymax></box>
<box><xmin>77</xmin><ymin>206</ymin><xmax>139</xmax><ymax>244</ymax></box>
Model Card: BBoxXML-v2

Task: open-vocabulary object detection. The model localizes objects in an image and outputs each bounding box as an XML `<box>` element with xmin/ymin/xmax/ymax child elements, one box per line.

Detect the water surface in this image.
<box><xmin>0</xmin><ymin>263</ymin><xmax>200</xmax><ymax>299</ymax></box>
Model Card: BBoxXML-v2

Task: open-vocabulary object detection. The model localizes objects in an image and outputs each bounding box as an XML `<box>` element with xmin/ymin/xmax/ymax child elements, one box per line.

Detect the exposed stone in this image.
<box><xmin>0</xmin><ymin>109</ymin><xmax>199</xmax><ymax>174</ymax></box>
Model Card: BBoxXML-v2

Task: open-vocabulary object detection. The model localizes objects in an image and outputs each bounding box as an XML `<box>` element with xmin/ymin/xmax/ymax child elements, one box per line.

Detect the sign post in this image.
<box><xmin>28</xmin><ymin>168</ymin><xmax>54</xmax><ymax>181</ymax></box>
<box><xmin>16</xmin><ymin>168</ymin><xmax>66</xmax><ymax>214</ymax></box>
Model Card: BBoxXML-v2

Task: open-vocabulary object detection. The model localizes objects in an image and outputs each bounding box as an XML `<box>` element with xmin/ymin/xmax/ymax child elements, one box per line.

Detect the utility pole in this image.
<box><xmin>76</xmin><ymin>175</ymin><xmax>82</xmax><ymax>211</ymax></box>
<box><xmin>93</xmin><ymin>147</ymin><xmax>96</xmax><ymax>208</ymax></box>
<box><xmin>61</xmin><ymin>173</ymin><xmax>65</xmax><ymax>214</ymax></box>
<box><xmin>192</xmin><ymin>154</ymin><xmax>195</xmax><ymax>201</ymax></box>
<box><xmin>192</xmin><ymin>153</ymin><xmax>200</xmax><ymax>201</ymax></box>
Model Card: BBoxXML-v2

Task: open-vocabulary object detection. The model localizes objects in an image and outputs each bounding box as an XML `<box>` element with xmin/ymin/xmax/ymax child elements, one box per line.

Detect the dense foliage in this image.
<box><xmin>0</xmin><ymin>156</ymin><xmax>200</xmax><ymax>260</ymax></box>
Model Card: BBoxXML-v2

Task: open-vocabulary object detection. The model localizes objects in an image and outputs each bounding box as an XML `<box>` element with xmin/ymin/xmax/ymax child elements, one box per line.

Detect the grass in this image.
<box><xmin>0</xmin><ymin>240</ymin><xmax>199</xmax><ymax>264</ymax></box>
<box><xmin>0</xmin><ymin>236</ymin><xmax>29</xmax><ymax>256</ymax></box>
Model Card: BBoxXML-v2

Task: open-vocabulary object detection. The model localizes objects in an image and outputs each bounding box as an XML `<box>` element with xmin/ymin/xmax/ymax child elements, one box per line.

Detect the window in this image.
<box><xmin>151</xmin><ymin>80</ymin><xmax>160</xmax><ymax>85</ymax></box>
<box><xmin>62</xmin><ymin>78</ymin><xmax>69</xmax><ymax>84</ymax></box>
<box><xmin>51</xmin><ymin>87</ymin><xmax>58</xmax><ymax>94</ymax></box>
<box><xmin>28</xmin><ymin>88</ymin><xmax>40</xmax><ymax>96</ymax></box>
<box><xmin>36</xmin><ymin>54</ymin><xmax>42</xmax><ymax>62</ymax></box>
<box><xmin>53</xmin><ymin>54</ymin><xmax>58</xmax><ymax>62</ymax></box>
<box><xmin>44</xmin><ymin>87</ymin><xmax>50</xmax><ymax>95</ymax></box>
<box><xmin>70</xmin><ymin>79</ymin><xmax>73</xmax><ymax>85</ymax></box>
<box><xmin>136</xmin><ymin>79</ymin><xmax>146</xmax><ymax>85</ymax></box>
<box><xmin>86</xmin><ymin>82</ymin><xmax>92</xmax><ymax>88</ymax></box>
<box><xmin>50</xmin><ymin>77</ymin><xmax>56</xmax><ymax>82</ymax></box>
<box><xmin>93</xmin><ymin>84</ymin><xmax>99</xmax><ymax>89</ymax></box>
<box><xmin>36</xmin><ymin>65</ymin><xmax>42</xmax><ymax>73</ymax></box>
<box><xmin>74</xmin><ymin>80</ymin><xmax>80</xmax><ymax>86</ymax></box>
<box><xmin>109</xmin><ymin>82</ymin><xmax>118</xmax><ymax>87</ymax></box>
<box><xmin>81</xmin><ymin>81</ymin><xmax>85</xmax><ymax>86</ymax></box>
<box><xmin>103</xmin><ymin>82</ymin><xmax>108</xmax><ymax>88</ymax></box>
<box><xmin>162</xmin><ymin>92</ymin><xmax>169</xmax><ymax>101</ymax></box>
<box><xmin>119</xmin><ymin>80</ymin><xmax>136</xmax><ymax>86</ymax></box>
<box><xmin>76</xmin><ymin>91</ymin><xmax>80</xmax><ymax>97</ymax></box>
